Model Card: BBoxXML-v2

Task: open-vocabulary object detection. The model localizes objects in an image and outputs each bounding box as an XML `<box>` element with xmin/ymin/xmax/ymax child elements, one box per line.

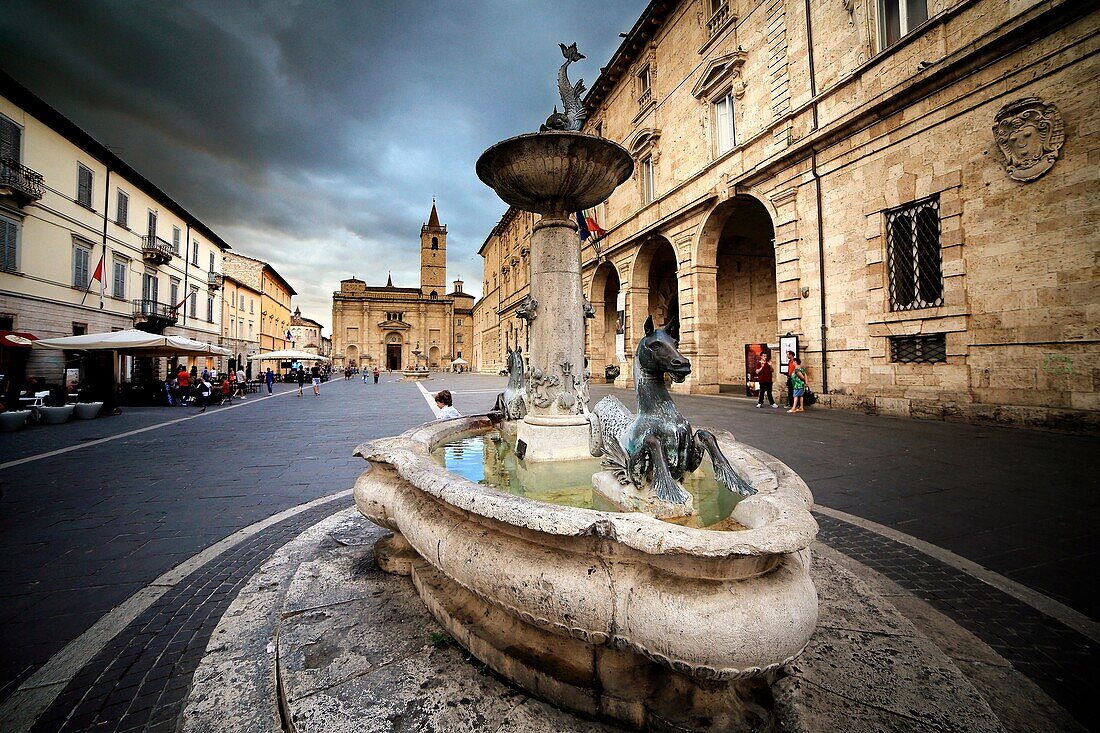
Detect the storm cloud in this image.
<box><xmin>0</xmin><ymin>0</ymin><xmax>643</xmax><ymax>329</ymax></box>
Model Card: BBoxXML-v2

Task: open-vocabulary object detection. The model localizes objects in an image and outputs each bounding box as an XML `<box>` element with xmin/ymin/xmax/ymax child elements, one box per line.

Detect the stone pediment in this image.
<box><xmin>378</xmin><ymin>319</ymin><xmax>411</xmax><ymax>330</ymax></box>
<box><xmin>692</xmin><ymin>50</ymin><xmax>747</xmax><ymax>101</ymax></box>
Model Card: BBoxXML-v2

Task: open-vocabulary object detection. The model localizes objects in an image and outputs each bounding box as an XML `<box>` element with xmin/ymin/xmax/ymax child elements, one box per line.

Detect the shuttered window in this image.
<box><xmin>0</xmin><ymin>216</ymin><xmax>17</xmax><ymax>272</ymax></box>
<box><xmin>0</xmin><ymin>116</ymin><xmax>21</xmax><ymax>161</ymax></box>
<box><xmin>77</xmin><ymin>165</ymin><xmax>93</xmax><ymax>208</ymax></box>
<box><xmin>172</xmin><ymin>227</ymin><xmax>181</xmax><ymax>255</ymax></box>
<box><xmin>147</xmin><ymin>210</ymin><xmax>157</xmax><ymax>238</ymax></box>
<box><xmin>72</xmin><ymin>243</ymin><xmax>91</xmax><ymax>287</ymax></box>
<box><xmin>116</xmin><ymin>190</ymin><xmax>129</xmax><ymax>226</ymax></box>
<box><xmin>112</xmin><ymin>257</ymin><xmax>127</xmax><ymax>298</ymax></box>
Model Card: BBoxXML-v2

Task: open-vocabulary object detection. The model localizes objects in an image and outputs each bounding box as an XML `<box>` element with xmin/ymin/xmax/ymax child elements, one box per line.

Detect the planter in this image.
<box><xmin>38</xmin><ymin>405</ymin><xmax>74</xmax><ymax>424</ymax></box>
<box><xmin>354</xmin><ymin>416</ymin><xmax>818</xmax><ymax>732</ymax></box>
<box><xmin>73</xmin><ymin>402</ymin><xmax>104</xmax><ymax>420</ymax></box>
<box><xmin>0</xmin><ymin>410</ymin><xmax>31</xmax><ymax>432</ymax></box>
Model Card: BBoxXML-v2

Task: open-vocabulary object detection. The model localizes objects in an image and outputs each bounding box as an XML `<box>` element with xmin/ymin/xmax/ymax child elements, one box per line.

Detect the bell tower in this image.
<box><xmin>420</xmin><ymin>199</ymin><xmax>446</xmax><ymax>297</ymax></box>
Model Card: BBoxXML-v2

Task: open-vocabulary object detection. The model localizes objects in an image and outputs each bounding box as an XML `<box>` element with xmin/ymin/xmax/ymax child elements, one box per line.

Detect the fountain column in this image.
<box><xmin>477</xmin><ymin>132</ymin><xmax>632</xmax><ymax>462</ymax></box>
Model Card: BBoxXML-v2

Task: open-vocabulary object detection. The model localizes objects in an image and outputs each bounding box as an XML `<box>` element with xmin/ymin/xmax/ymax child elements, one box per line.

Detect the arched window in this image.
<box><xmin>431</xmin><ymin>237</ymin><xmax>438</xmax><ymax>250</ymax></box>
<box><xmin>430</xmin><ymin>290</ymin><xmax>438</xmax><ymax>299</ymax></box>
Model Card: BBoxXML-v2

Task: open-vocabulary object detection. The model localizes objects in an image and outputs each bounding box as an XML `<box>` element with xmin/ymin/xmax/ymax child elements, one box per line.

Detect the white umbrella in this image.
<box><xmin>33</xmin><ymin>329</ymin><xmax>230</xmax><ymax>356</ymax></box>
<box><xmin>451</xmin><ymin>357</ymin><xmax>469</xmax><ymax>365</ymax></box>
<box><xmin>247</xmin><ymin>349</ymin><xmax>327</xmax><ymax>361</ymax></box>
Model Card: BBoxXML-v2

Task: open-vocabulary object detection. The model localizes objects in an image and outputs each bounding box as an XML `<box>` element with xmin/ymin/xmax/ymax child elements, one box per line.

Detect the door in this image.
<box><xmin>142</xmin><ymin>272</ymin><xmax>158</xmax><ymax>312</ymax></box>
<box><xmin>386</xmin><ymin>344</ymin><xmax>401</xmax><ymax>371</ymax></box>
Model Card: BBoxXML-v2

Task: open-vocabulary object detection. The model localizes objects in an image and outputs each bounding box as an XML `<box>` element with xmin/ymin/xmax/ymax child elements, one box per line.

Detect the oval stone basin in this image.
<box><xmin>354</xmin><ymin>415</ymin><xmax>819</xmax><ymax>732</ymax></box>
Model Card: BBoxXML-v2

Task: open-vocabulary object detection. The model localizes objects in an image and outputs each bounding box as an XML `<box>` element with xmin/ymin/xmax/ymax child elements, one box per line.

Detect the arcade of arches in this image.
<box><xmin>584</xmin><ymin>195</ymin><xmax>777</xmax><ymax>394</ymax></box>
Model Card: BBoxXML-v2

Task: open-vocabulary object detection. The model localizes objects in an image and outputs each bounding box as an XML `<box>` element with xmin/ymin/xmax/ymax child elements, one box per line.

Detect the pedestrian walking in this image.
<box><xmin>373</xmin><ymin>367</ymin><xmax>380</xmax><ymax>384</ymax></box>
<box><xmin>296</xmin><ymin>367</ymin><xmax>306</xmax><ymax>397</ymax></box>
<box><xmin>434</xmin><ymin>390</ymin><xmax>461</xmax><ymax>420</ymax></box>
<box><xmin>755</xmin><ymin>353</ymin><xmax>777</xmax><ymax>408</ymax></box>
<box><xmin>788</xmin><ymin>358</ymin><xmax>808</xmax><ymax>413</ymax></box>
<box><xmin>234</xmin><ymin>367</ymin><xmax>247</xmax><ymax>399</ymax></box>
<box><xmin>362</xmin><ymin>368</ymin><xmax>369</xmax><ymax>383</ymax></box>
<box><xmin>311</xmin><ymin>365</ymin><xmax>321</xmax><ymax>396</ymax></box>
<box><xmin>265</xmin><ymin>368</ymin><xmax>275</xmax><ymax>394</ymax></box>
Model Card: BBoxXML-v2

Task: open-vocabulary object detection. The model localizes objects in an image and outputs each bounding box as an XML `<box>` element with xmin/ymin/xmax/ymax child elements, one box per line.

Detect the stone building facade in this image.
<box><xmin>472</xmin><ymin>208</ymin><xmax>536</xmax><ymax>374</ymax></box>
<box><xmin>473</xmin><ymin>0</ymin><xmax>1099</xmax><ymax>430</ymax></box>
<box><xmin>0</xmin><ymin>69</ymin><xmax>229</xmax><ymax>386</ymax></box>
<box><xmin>220</xmin><ymin>273</ymin><xmax>261</xmax><ymax>374</ymax></box>
<box><xmin>332</xmin><ymin>203</ymin><xmax>475</xmax><ymax>371</ymax></box>
<box><xmin>222</xmin><ymin>251</ymin><xmax>296</xmax><ymax>374</ymax></box>
<box><xmin>288</xmin><ymin>307</ymin><xmax>325</xmax><ymax>356</ymax></box>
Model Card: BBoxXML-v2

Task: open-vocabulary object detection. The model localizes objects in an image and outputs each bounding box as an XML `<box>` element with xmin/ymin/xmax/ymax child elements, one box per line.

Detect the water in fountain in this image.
<box><xmin>433</xmin><ymin>430</ymin><xmax>747</xmax><ymax>530</ymax></box>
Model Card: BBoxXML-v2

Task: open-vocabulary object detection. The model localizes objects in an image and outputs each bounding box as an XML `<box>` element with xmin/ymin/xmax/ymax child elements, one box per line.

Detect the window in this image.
<box><xmin>0</xmin><ymin>216</ymin><xmax>17</xmax><ymax>272</ymax></box>
<box><xmin>170</xmin><ymin>278</ymin><xmax>180</xmax><ymax>309</ymax></box>
<box><xmin>248</xmin><ymin>322</ymin><xmax>253</xmax><ymax>338</ymax></box>
<box><xmin>431</xmin><ymin>236</ymin><xmax>438</xmax><ymax>250</ymax></box>
<box><xmin>189</xmin><ymin>286</ymin><xmax>198</xmax><ymax>317</ymax></box>
<box><xmin>72</xmin><ymin>242</ymin><xmax>91</xmax><ymax>287</ymax></box>
<box><xmin>890</xmin><ymin>334</ymin><xmax>946</xmax><ymax>364</ymax></box>
<box><xmin>192</xmin><ymin>240</ymin><xmax>199</xmax><ymax>266</ymax></box>
<box><xmin>0</xmin><ymin>115</ymin><xmax>21</xmax><ymax>160</ymax></box>
<box><xmin>147</xmin><ymin>210</ymin><xmax>157</xmax><ymax>238</ymax></box>
<box><xmin>208</xmin><ymin>251</ymin><xmax>214</xmax><ymax>271</ymax></box>
<box><xmin>116</xmin><ymin>190</ymin><xmax>129</xmax><ymax>226</ymax></box>
<box><xmin>456</xmin><ymin>319</ymin><xmax>463</xmax><ymax>326</ymax></box>
<box><xmin>172</xmin><ymin>227</ymin><xmax>181</xmax><ymax>255</ymax></box>
<box><xmin>886</xmin><ymin>196</ymin><xmax>942</xmax><ymax>310</ymax></box>
<box><xmin>206</xmin><ymin>294</ymin><xmax>214</xmax><ymax>322</ymax></box>
<box><xmin>112</xmin><ymin>257</ymin><xmax>127</xmax><ymax>298</ymax></box>
<box><xmin>879</xmin><ymin>0</ymin><xmax>929</xmax><ymax>49</ymax></box>
<box><xmin>0</xmin><ymin>314</ymin><xmax>12</xmax><ymax>331</ymax></box>
<box><xmin>142</xmin><ymin>271</ymin><xmax>158</xmax><ymax>303</ymax></box>
<box><xmin>430</xmin><ymin>290</ymin><xmax>438</xmax><ymax>299</ymax></box>
<box><xmin>637</xmin><ymin>64</ymin><xmax>652</xmax><ymax>99</ymax></box>
<box><xmin>72</xmin><ymin>322</ymin><xmax>87</xmax><ymax>336</ymax></box>
<box><xmin>456</xmin><ymin>334</ymin><xmax>463</xmax><ymax>343</ymax></box>
<box><xmin>641</xmin><ymin>156</ymin><xmax>655</xmax><ymax>204</ymax></box>
<box><xmin>250</xmin><ymin>299</ymin><xmax>254</xmax><ymax>313</ymax></box>
<box><xmin>714</xmin><ymin>92</ymin><xmax>736</xmax><ymax>154</ymax></box>
<box><xmin>76</xmin><ymin>165</ymin><xmax>94</xmax><ymax>208</ymax></box>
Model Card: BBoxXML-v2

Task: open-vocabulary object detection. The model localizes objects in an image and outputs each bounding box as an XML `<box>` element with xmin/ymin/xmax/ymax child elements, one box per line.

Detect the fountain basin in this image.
<box><xmin>354</xmin><ymin>416</ymin><xmax>819</xmax><ymax>731</ymax></box>
<box><xmin>476</xmin><ymin>132</ymin><xmax>633</xmax><ymax>214</ymax></box>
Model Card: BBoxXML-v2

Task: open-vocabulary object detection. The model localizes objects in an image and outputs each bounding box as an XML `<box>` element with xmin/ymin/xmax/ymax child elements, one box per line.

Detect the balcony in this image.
<box><xmin>132</xmin><ymin>299</ymin><xmax>178</xmax><ymax>331</ymax></box>
<box><xmin>706</xmin><ymin>2</ymin><xmax>731</xmax><ymax>37</ymax></box>
<box><xmin>141</xmin><ymin>235</ymin><xmax>175</xmax><ymax>265</ymax></box>
<box><xmin>0</xmin><ymin>157</ymin><xmax>45</xmax><ymax>207</ymax></box>
<box><xmin>207</xmin><ymin>272</ymin><xmax>224</xmax><ymax>290</ymax></box>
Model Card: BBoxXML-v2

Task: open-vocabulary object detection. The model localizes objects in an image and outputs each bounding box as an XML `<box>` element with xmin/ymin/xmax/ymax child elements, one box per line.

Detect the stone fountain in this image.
<box><xmin>353</xmin><ymin>43</ymin><xmax>819</xmax><ymax>732</ymax></box>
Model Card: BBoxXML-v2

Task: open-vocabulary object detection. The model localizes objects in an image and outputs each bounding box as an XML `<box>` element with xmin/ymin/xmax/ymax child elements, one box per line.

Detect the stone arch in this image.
<box><xmin>629</xmin><ymin>235</ymin><xmax>680</xmax><ymax>329</ymax></box>
<box><xmin>693</xmin><ymin>194</ymin><xmax>778</xmax><ymax>393</ymax></box>
<box><xmin>345</xmin><ymin>344</ymin><xmax>359</xmax><ymax>368</ymax></box>
<box><xmin>428</xmin><ymin>345</ymin><xmax>441</xmax><ymax>368</ymax></box>
<box><xmin>384</xmin><ymin>331</ymin><xmax>403</xmax><ymax>371</ymax></box>
<box><xmin>587</xmin><ymin>261</ymin><xmax>622</xmax><ymax>382</ymax></box>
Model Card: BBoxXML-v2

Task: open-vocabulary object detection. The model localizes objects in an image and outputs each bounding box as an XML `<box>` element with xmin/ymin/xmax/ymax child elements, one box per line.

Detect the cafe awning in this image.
<box><xmin>33</xmin><ymin>329</ymin><xmax>231</xmax><ymax>356</ymax></box>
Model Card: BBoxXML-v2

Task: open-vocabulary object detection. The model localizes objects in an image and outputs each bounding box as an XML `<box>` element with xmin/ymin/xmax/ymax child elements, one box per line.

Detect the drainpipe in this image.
<box><xmin>182</xmin><ymin>223</ymin><xmax>190</xmax><ymax>327</ymax></box>
<box><xmin>99</xmin><ymin>167</ymin><xmax>110</xmax><ymax>310</ymax></box>
<box><xmin>804</xmin><ymin>0</ymin><xmax>829</xmax><ymax>394</ymax></box>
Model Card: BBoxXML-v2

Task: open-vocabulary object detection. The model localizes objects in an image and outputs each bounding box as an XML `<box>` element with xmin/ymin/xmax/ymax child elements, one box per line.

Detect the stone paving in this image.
<box><xmin>0</xmin><ymin>372</ymin><xmax>1095</xmax><ymax>731</ymax></box>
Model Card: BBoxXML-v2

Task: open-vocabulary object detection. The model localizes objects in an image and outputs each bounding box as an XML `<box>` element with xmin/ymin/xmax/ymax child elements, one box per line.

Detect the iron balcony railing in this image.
<box><xmin>0</xmin><ymin>157</ymin><xmax>45</xmax><ymax>204</ymax></box>
<box><xmin>141</xmin><ymin>234</ymin><xmax>175</xmax><ymax>262</ymax></box>
<box><xmin>207</xmin><ymin>272</ymin><xmax>224</xmax><ymax>289</ymax></box>
<box><xmin>132</xmin><ymin>299</ymin><xmax>179</xmax><ymax>323</ymax></box>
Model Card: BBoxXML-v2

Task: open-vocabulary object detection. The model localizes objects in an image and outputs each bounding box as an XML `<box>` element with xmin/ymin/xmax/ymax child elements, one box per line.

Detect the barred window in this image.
<box><xmin>890</xmin><ymin>334</ymin><xmax>946</xmax><ymax>364</ymax></box>
<box><xmin>886</xmin><ymin>196</ymin><xmax>942</xmax><ymax>311</ymax></box>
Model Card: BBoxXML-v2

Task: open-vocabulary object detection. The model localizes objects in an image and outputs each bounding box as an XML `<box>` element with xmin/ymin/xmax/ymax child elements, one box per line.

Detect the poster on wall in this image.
<box><xmin>779</xmin><ymin>335</ymin><xmax>799</xmax><ymax>371</ymax></box>
<box><xmin>743</xmin><ymin>344</ymin><xmax>771</xmax><ymax>397</ymax></box>
<box><xmin>614</xmin><ymin>291</ymin><xmax>626</xmax><ymax>363</ymax></box>
<box><xmin>65</xmin><ymin>368</ymin><xmax>80</xmax><ymax>394</ymax></box>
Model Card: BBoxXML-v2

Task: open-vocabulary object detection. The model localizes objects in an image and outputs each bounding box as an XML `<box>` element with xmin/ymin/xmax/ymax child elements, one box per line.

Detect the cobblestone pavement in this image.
<box><xmin>815</xmin><ymin>514</ymin><xmax>1097</xmax><ymax>730</ymax></box>
<box><xmin>1</xmin><ymin>372</ymin><xmax>1095</xmax><ymax>731</ymax></box>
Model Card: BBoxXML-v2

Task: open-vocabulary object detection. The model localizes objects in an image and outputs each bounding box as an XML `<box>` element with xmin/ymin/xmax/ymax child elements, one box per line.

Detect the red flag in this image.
<box><xmin>585</xmin><ymin>212</ymin><xmax>608</xmax><ymax>238</ymax></box>
<box><xmin>90</xmin><ymin>253</ymin><xmax>104</xmax><ymax>285</ymax></box>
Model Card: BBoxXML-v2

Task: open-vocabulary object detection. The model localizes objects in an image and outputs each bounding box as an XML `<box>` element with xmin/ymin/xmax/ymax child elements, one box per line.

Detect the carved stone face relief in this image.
<box><xmin>992</xmin><ymin>97</ymin><xmax>1064</xmax><ymax>183</ymax></box>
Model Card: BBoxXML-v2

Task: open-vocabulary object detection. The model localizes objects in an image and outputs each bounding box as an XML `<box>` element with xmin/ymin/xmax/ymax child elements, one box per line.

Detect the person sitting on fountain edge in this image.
<box><xmin>434</xmin><ymin>390</ymin><xmax>461</xmax><ymax>420</ymax></box>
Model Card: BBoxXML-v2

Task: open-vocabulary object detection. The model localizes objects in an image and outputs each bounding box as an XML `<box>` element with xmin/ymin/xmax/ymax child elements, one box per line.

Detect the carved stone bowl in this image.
<box><xmin>354</xmin><ymin>416</ymin><xmax>819</xmax><ymax>731</ymax></box>
<box><xmin>476</xmin><ymin>132</ymin><xmax>633</xmax><ymax>215</ymax></box>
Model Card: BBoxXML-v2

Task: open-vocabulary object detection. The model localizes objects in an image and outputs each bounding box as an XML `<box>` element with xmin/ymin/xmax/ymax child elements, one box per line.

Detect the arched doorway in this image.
<box><xmin>588</xmin><ymin>262</ymin><xmax>622</xmax><ymax>382</ymax></box>
<box><xmin>629</xmin><ymin>237</ymin><xmax>679</xmax><ymax>361</ymax></box>
<box><xmin>345</xmin><ymin>344</ymin><xmax>358</xmax><ymax>368</ymax></box>
<box><xmin>697</xmin><ymin>195</ymin><xmax>777</xmax><ymax>393</ymax></box>
<box><xmin>428</xmin><ymin>346</ymin><xmax>441</xmax><ymax>368</ymax></box>
<box><xmin>385</xmin><ymin>333</ymin><xmax>402</xmax><ymax>371</ymax></box>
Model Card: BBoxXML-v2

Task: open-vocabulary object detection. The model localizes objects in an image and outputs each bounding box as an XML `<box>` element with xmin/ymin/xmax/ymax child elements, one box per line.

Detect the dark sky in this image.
<box><xmin>0</xmin><ymin>0</ymin><xmax>644</xmax><ymax>330</ymax></box>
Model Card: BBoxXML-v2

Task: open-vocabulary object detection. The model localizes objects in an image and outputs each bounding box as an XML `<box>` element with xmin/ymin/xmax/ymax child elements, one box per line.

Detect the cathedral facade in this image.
<box><xmin>331</xmin><ymin>203</ymin><xmax>474</xmax><ymax>371</ymax></box>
